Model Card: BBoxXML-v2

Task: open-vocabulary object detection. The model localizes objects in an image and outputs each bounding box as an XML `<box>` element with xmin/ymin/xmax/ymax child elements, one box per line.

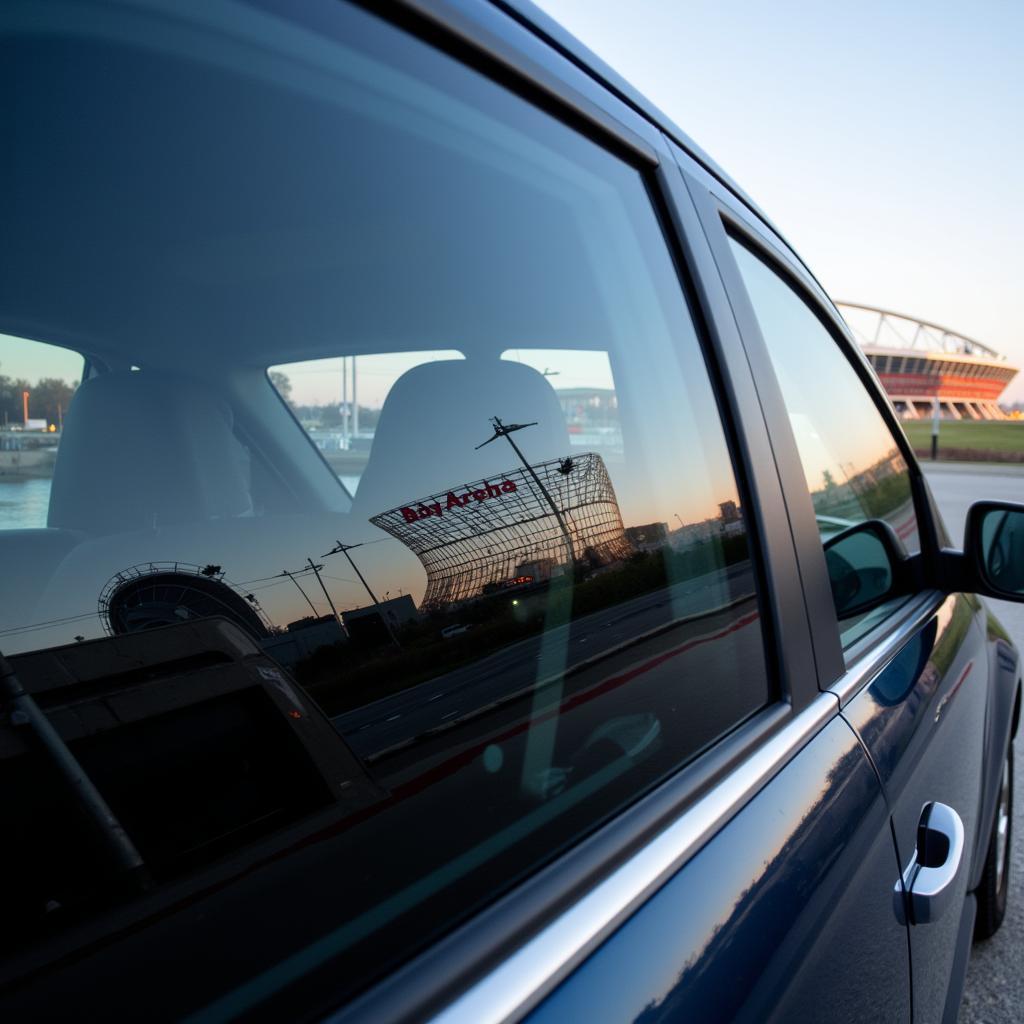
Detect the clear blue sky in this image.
<box><xmin>535</xmin><ymin>0</ymin><xmax>1024</xmax><ymax>403</ymax></box>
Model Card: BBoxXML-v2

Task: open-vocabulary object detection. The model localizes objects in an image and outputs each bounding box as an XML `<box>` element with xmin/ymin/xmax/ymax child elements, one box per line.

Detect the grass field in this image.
<box><xmin>902</xmin><ymin>419</ymin><xmax>1024</xmax><ymax>457</ymax></box>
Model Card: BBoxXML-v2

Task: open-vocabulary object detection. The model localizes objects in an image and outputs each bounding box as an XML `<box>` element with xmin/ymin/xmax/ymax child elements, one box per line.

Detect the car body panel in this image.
<box><xmin>839</xmin><ymin>593</ymin><xmax>1006</xmax><ymax>1023</ymax></box>
<box><xmin>296</xmin><ymin>4</ymin><xmax>1017</xmax><ymax>1021</ymax></box>
<box><xmin>525</xmin><ymin>715</ymin><xmax>910</xmax><ymax>1024</ymax></box>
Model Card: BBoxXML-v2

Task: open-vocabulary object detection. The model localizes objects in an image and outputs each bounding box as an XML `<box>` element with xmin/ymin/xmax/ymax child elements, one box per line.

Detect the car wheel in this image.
<box><xmin>975</xmin><ymin>742</ymin><xmax>1014</xmax><ymax>940</ymax></box>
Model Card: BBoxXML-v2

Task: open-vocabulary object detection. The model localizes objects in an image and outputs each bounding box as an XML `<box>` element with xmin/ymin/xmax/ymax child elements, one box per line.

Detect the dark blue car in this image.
<box><xmin>1</xmin><ymin>2</ymin><xmax>1021</xmax><ymax>1021</ymax></box>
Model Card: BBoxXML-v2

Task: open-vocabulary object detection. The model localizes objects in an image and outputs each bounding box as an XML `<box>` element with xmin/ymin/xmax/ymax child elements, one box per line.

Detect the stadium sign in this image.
<box><xmin>401</xmin><ymin>479</ymin><xmax>518</xmax><ymax>523</ymax></box>
<box><xmin>371</xmin><ymin>453</ymin><xmax>632</xmax><ymax>610</ymax></box>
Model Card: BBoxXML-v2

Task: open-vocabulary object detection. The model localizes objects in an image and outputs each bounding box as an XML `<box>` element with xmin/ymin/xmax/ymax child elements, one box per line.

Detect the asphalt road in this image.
<box><xmin>923</xmin><ymin>463</ymin><xmax>1024</xmax><ymax>1023</ymax></box>
<box><xmin>332</xmin><ymin>561</ymin><xmax>754</xmax><ymax>761</ymax></box>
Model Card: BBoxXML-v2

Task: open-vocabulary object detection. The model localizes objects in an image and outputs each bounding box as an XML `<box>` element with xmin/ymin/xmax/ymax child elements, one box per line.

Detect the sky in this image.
<box><xmin>5</xmin><ymin>1</ymin><xmax>1021</xmax><ymax>404</ymax></box>
<box><xmin>534</xmin><ymin>0</ymin><xmax>1024</xmax><ymax>403</ymax></box>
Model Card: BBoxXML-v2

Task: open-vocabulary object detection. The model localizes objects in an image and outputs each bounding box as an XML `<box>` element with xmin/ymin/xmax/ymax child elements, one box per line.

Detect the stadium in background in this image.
<box><xmin>838</xmin><ymin>302</ymin><xmax>1019</xmax><ymax>420</ymax></box>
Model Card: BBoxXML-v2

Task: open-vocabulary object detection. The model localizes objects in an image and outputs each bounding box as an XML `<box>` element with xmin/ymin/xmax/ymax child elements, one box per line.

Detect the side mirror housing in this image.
<box><xmin>823</xmin><ymin>519</ymin><xmax>912</xmax><ymax>620</ymax></box>
<box><xmin>961</xmin><ymin>501</ymin><xmax>1024</xmax><ymax>602</ymax></box>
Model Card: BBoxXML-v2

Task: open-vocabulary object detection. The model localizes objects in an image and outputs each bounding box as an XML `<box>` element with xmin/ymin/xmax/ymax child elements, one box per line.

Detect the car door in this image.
<box><xmin>708</xmin><ymin>200</ymin><xmax>990</xmax><ymax>1023</ymax></box>
<box><xmin>402</xmin><ymin>140</ymin><xmax>915</xmax><ymax>1024</ymax></box>
<box><xmin>0</xmin><ymin>2</ymin><xmax>915</xmax><ymax>1022</ymax></box>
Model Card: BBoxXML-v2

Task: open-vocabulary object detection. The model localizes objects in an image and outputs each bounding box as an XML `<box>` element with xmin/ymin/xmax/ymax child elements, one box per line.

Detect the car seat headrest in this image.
<box><xmin>352</xmin><ymin>359</ymin><xmax>570</xmax><ymax>518</ymax></box>
<box><xmin>48</xmin><ymin>370</ymin><xmax>252</xmax><ymax>534</ymax></box>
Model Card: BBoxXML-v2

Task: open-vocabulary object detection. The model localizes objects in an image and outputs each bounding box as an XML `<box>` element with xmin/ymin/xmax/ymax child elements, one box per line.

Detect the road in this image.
<box><xmin>332</xmin><ymin>561</ymin><xmax>755</xmax><ymax>761</ymax></box>
<box><xmin>923</xmin><ymin>463</ymin><xmax>1024</xmax><ymax>1023</ymax></box>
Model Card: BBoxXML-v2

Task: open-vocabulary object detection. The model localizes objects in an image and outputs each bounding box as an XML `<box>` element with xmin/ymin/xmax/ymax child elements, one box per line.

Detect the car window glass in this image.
<box><xmin>0</xmin><ymin>2</ymin><xmax>771</xmax><ymax>1017</ymax></box>
<box><xmin>269</xmin><ymin>351</ymin><xmax>463</xmax><ymax>493</ymax></box>
<box><xmin>726</xmin><ymin>238</ymin><xmax>920</xmax><ymax>645</ymax></box>
<box><xmin>502</xmin><ymin>348</ymin><xmax>624</xmax><ymax>458</ymax></box>
<box><xmin>273</xmin><ymin>349</ymin><xmax>624</xmax><ymax>499</ymax></box>
<box><xmin>0</xmin><ymin>333</ymin><xmax>82</xmax><ymax>529</ymax></box>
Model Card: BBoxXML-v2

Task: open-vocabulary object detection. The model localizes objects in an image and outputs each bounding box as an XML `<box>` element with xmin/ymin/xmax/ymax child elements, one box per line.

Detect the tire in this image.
<box><xmin>974</xmin><ymin>742</ymin><xmax>1014</xmax><ymax>941</ymax></box>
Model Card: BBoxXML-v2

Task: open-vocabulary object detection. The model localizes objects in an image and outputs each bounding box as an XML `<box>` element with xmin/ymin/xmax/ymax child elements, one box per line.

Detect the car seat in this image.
<box><xmin>48</xmin><ymin>369</ymin><xmax>253</xmax><ymax>535</ymax></box>
<box><xmin>351</xmin><ymin>358</ymin><xmax>571</xmax><ymax>520</ymax></box>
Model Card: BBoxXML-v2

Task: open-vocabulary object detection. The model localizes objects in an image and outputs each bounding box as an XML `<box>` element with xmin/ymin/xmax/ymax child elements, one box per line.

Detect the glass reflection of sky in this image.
<box><xmin>729</xmin><ymin>240</ymin><xmax>907</xmax><ymax>488</ymax></box>
<box><xmin>1</xmin><ymin>0</ymin><xmax>743</xmax><ymax>653</ymax></box>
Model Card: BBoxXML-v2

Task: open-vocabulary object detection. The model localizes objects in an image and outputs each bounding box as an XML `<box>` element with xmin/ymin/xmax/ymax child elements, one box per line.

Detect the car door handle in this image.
<box><xmin>893</xmin><ymin>802</ymin><xmax>965</xmax><ymax>926</ymax></box>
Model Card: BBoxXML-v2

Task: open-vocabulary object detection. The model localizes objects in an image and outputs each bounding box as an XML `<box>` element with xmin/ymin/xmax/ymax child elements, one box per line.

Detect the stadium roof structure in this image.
<box><xmin>837</xmin><ymin>302</ymin><xmax>1019</xmax><ymax>420</ymax></box>
<box><xmin>368</xmin><ymin>452</ymin><xmax>632</xmax><ymax>610</ymax></box>
<box><xmin>99</xmin><ymin>562</ymin><xmax>272</xmax><ymax>639</ymax></box>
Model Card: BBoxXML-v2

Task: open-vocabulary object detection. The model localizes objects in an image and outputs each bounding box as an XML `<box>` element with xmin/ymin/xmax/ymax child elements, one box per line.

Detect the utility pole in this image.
<box><xmin>322</xmin><ymin>540</ymin><xmax>401</xmax><ymax>648</ymax></box>
<box><xmin>306</xmin><ymin>557</ymin><xmax>341</xmax><ymax>625</ymax></box>
<box><xmin>341</xmin><ymin>358</ymin><xmax>349</xmax><ymax>449</ymax></box>
<box><xmin>476</xmin><ymin>416</ymin><xmax>576</xmax><ymax>566</ymax></box>
<box><xmin>277</xmin><ymin>567</ymin><xmax>320</xmax><ymax>619</ymax></box>
<box><xmin>352</xmin><ymin>357</ymin><xmax>359</xmax><ymax>436</ymax></box>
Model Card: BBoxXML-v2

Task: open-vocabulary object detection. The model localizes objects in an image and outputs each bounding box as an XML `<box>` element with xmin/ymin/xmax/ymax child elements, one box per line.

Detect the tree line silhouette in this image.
<box><xmin>0</xmin><ymin>367</ymin><xmax>77</xmax><ymax>429</ymax></box>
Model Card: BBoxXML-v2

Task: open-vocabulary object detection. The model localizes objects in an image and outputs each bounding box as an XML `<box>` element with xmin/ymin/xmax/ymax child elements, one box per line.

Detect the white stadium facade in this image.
<box><xmin>838</xmin><ymin>302</ymin><xmax>1019</xmax><ymax>420</ymax></box>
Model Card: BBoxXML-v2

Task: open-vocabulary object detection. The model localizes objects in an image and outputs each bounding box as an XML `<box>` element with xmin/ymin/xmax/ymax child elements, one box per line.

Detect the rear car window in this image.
<box><xmin>1</xmin><ymin>2</ymin><xmax>771</xmax><ymax>1017</ymax></box>
<box><xmin>726</xmin><ymin>237</ymin><xmax>920</xmax><ymax>645</ymax></box>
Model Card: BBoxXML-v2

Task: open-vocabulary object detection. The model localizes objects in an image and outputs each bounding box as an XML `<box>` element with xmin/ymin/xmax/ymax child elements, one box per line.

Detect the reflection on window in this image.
<box><xmin>502</xmin><ymin>349</ymin><xmax>622</xmax><ymax>457</ymax></box>
<box><xmin>269</xmin><ymin>351</ymin><xmax>464</xmax><ymax>494</ymax></box>
<box><xmin>0</xmin><ymin>333</ymin><xmax>82</xmax><ymax>530</ymax></box>
<box><xmin>727</xmin><ymin>238</ymin><xmax>919</xmax><ymax>642</ymax></box>
<box><xmin>0</xmin><ymin>2</ymin><xmax>769</xmax><ymax>1019</ymax></box>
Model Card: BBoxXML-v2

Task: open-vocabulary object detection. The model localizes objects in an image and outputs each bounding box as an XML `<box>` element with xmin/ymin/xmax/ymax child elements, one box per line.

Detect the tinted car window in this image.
<box><xmin>727</xmin><ymin>237</ymin><xmax>920</xmax><ymax>644</ymax></box>
<box><xmin>0</xmin><ymin>2</ymin><xmax>769</xmax><ymax>1017</ymax></box>
<box><xmin>269</xmin><ymin>351</ymin><xmax>464</xmax><ymax>494</ymax></box>
<box><xmin>271</xmin><ymin>349</ymin><xmax>624</xmax><ymax>497</ymax></box>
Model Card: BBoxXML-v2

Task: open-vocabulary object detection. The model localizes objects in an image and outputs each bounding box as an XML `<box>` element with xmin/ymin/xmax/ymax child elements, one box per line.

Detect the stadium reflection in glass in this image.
<box><xmin>370</xmin><ymin>450</ymin><xmax>630</xmax><ymax>609</ymax></box>
<box><xmin>293</xmin><ymin>421</ymin><xmax>757</xmax><ymax>789</ymax></box>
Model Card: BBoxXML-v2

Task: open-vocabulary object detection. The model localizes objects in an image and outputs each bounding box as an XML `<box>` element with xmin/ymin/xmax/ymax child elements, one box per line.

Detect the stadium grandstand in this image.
<box><xmin>837</xmin><ymin>302</ymin><xmax>1019</xmax><ymax>420</ymax></box>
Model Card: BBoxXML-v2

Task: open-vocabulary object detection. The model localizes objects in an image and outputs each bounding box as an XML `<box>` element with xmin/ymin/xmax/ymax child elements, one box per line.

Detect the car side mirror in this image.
<box><xmin>963</xmin><ymin>501</ymin><xmax>1024</xmax><ymax>601</ymax></box>
<box><xmin>823</xmin><ymin>519</ymin><xmax>910</xmax><ymax>620</ymax></box>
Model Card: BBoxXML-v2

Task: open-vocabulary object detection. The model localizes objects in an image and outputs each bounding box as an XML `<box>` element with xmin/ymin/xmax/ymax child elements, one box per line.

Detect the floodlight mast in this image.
<box><xmin>476</xmin><ymin>416</ymin><xmax>576</xmax><ymax>567</ymax></box>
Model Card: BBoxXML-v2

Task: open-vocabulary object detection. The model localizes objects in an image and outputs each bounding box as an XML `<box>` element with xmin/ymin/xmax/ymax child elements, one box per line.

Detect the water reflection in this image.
<box><xmin>0</xmin><ymin>429</ymin><xmax>59</xmax><ymax>530</ymax></box>
<box><xmin>0</xmin><ymin>476</ymin><xmax>51</xmax><ymax>530</ymax></box>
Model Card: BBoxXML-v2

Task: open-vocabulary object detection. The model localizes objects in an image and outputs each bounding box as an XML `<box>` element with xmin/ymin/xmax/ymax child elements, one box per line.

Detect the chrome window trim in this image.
<box><xmin>830</xmin><ymin>589</ymin><xmax>947</xmax><ymax>708</ymax></box>
<box><xmin>427</xmin><ymin>692</ymin><xmax>839</xmax><ymax>1024</ymax></box>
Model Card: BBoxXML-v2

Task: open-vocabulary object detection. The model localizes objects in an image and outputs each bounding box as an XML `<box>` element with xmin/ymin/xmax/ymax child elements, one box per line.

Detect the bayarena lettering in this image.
<box><xmin>401</xmin><ymin>480</ymin><xmax>518</xmax><ymax>523</ymax></box>
<box><xmin>370</xmin><ymin>453</ymin><xmax>633</xmax><ymax>610</ymax></box>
